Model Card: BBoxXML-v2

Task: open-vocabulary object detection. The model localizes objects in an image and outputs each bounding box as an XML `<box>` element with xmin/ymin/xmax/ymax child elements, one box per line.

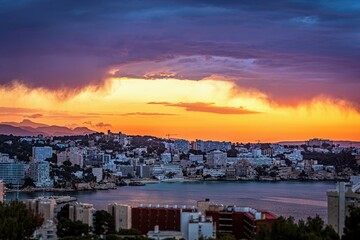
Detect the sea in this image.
<box><xmin>6</xmin><ymin>181</ymin><xmax>335</xmax><ymax>221</ymax></box>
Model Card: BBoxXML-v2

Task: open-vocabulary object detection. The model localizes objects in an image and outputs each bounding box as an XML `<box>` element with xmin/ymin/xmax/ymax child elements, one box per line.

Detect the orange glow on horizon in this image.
<box><xmin>1</xmin><ymin>78</ymin><xmax>359</xmax><ymax>142</ymax></box>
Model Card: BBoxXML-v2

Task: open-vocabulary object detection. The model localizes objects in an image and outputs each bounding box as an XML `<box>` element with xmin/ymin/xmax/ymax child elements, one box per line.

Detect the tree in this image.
<box><xmin>256</xmin><ymin>215</ymin><xmax>339</xmax><ymax>240</ymax></box>
<box><xmin>342</xmin><ymin>207</ymin><xmax>360</xmax><ymax>240</ymax></box>
<box><xmin>215</xmin><ymin>233</ymin><xmax>236</xmax><ymax>240</ymax></box>
<box><xmin>0</xmin><ymin>201</ymin><xmax>43</xmax><ymax>239</ymax></box>
<box><xmin>94</xmin><ymin>210</ymin><xmax>115</xmax><ymax>235</ymax></box>
<box><xmin>63</xmin><ymin>160</ymin><xmax>72</xmax><ymax>167</ymax></box>
<box><xmin>57</xmin><ymin>204</ymin><xmax>70</xmax><ymax>220</ymax></box>
<box><xmin>22</xmin><ymin>177</ymin><xmax>36</xmax><ymax>188</ymax></box>
<box><xmin>56</xmin><ymin>204</ymin><xmax>90</xmax><ymax>238</ymax></box>
<box><xmin>57</xmin><ymin>218</ymin><xmax>90</xmax><ymax>238</ymax></box>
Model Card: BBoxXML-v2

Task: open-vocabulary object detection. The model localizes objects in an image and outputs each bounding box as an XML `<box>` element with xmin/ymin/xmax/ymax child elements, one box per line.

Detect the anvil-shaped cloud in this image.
<box><xmin>0</xmin><ymin>0</ymin><xmax>359</xmax><ymax>109</ymax></box>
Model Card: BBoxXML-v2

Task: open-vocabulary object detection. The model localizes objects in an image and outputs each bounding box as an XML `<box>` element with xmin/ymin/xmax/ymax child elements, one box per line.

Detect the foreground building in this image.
<box><xmin>327</xmin><ymin>179</ymin><xmax>360</xmax><ymax>236</ymax></box>
<box><xmin>107</xmin><ymin>203</ymin><xmax>132</xmax><ymax>231</ymax></box>
<box><xmin>24</xmin><ymin>197</ymin><xmax>57</xmax><ymax>222</ymax></box>
<box><xmin>132</xmin><ymin>204</ymin><xmax>196</xmax><ymax>234</ymax></box>
<box><xmin>204</xmin><ymin>204</ymin><xmax>276</xmax><ymax>239</ymax></box>
<box><xmin>181</xmin><ymin>211</ymin><xmax>215</xmax><ymax>240</ymax></box>
<box><xmin>69</xmin><ymin>203</ymin><xmax>96</xmax><ymax>227</ymax></box>
<box><xmin>0</xmin><ymin>180</ymin><xmax>4</xmax><ymax>203</ymax></box>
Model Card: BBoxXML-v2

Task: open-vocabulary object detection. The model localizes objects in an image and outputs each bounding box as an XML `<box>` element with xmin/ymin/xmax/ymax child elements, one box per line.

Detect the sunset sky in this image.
<box><xmin>0</xmin><ymin>0</ymin><xmax>359</xmax><ymax>142</ymax></box>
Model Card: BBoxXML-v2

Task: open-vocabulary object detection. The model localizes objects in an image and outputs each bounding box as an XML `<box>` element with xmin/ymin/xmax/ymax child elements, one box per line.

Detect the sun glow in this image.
<box><xmin>1</xmin><ymin>77</ymin><xmax>359</xmax><ymax>142</ymax></box>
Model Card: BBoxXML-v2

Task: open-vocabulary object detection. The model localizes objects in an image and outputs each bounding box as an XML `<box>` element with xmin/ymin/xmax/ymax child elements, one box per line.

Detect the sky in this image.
<box><xmin>0</xmin><ymin>0</ymin><xmax>359</xmax><ymax>142</ymax></box>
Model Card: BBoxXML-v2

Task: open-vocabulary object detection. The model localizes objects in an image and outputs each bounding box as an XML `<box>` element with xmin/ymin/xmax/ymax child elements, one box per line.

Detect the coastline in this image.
<box><xmin>5</xmin><ymin>177</ymin><xmax>341</xmax><ymax>193</ymax></box>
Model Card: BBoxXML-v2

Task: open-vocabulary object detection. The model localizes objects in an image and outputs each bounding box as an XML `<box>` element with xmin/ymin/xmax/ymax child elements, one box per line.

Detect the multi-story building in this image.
<box><xmin>180</xmin><ymin>211</ymin><xmax>215</xmax><ymax>240</ymax></box>
<box><xmin>29</xmin><ymin>160</ymin><xmax>51</xmax><ymax>187</ymax></box>
<box><xmin>194</xmin><ymin>140</ymin><xmax>231</xmax><ymax>153</ymax></box>
<box><xmin>225</xmin><ymin>166</ymin><xmax>236</xmax><ymax>180</ymax></box>
<box><xmin>57</xmin><ymin>151</ymin><xmax>68</xmax><ymax>166</ymax></box>
<box><xmin>118</xmin><ymin>165</ymin><xmax>134</xmax><ymax>177</ymax></box>
<box><xmin>206</xmin><ymin>150</ymin><xmax>227</xmax><ymax>168</ymax></box>
<box><xmin>206</xmin><ymin>206</ymin><xmax>276</xmax><ymax>239</ymax></box>
<box><xmin>92</xmin><ymin>167</ymin><xmax>103</xmax><ymax>182</ymax></box>
<box><xmin>161</xmin><ymin>152</ymin><xmax>172</xmax><ymax>163</ymax></box>
<box><xmin>189</xmin><ymin>154</ymin><xmax>204</xmax><ymax>164</ymax></box>
<box><xmin>132</xmin><ymin>204</ymin><xmax>196</xmax><ymax>234</ymax></box>
<box><xmin>174</xmin><ymin>139</ymin><xmax>190</xmax><ymax>153</ymax></box>
<box><xmin>135</xmin><ymin>165</ymin><xmax>151</xmax><ymax>178</ymax></box>
<box><xmin>24</xmin><ymin>197</ymin><xmax>57</xmax><ymax>222</ymax></box>
<box><xmin>32</xmin><ymin>146</ymin><xmax>53</xmax><ymax>161</ymax></box>
<box><xmin>107</xmin><ymin>203</ymin><xmax>132</xmax><ymax>231</ymax></box>
<box><xmin>69</xmin><ymin>203</ymin><xmax>96</xmax><ymax>227</ymax></box>
<box><xmin>327</xmin><ymin>180</ymin><xmax>360</xmax><ymax>236</ymax></box>
<box><xmin>306</xmin><ymin>138</ymin><xmax>333</xmax><ymax>147</ymax></box>
<box><xmin>69</xmin><ymin>149</ymin><xmax>84</xmax><ymax>167</ymax></box>
<box><xmin>0</xmin><ymin>180</ymin><xmax>5</xmax><ymax>203</ymax></box>
<box><xmin>0</xmin><ymin>160</ymin><xmax>25</xmax><ymax>186</ymax></box>
<box><xmin>0</xmin><ymin>153</ymin><xmax>10</xmax><ymax>162</ymax></box>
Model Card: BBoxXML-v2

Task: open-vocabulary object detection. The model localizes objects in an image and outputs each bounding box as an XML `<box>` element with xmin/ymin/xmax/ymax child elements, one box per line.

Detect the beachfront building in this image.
<box><xmin>0</xmin><ymin>160</ymin><xmax>25</xmax><ymax>186</ymax></box>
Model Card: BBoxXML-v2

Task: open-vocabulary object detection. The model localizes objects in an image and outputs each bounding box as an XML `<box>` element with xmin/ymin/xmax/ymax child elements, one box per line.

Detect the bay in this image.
<box><xmin>6</xmin><ymin>181</ymin><xmax>335</xmax><ymax>221</ymax></box>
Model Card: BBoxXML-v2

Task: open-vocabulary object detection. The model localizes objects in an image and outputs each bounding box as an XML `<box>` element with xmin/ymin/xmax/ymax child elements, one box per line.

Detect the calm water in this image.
<box><xmin>7</xmin><ymin>181</ymin><xmax>335</xmax><ymax>221</ymax></box>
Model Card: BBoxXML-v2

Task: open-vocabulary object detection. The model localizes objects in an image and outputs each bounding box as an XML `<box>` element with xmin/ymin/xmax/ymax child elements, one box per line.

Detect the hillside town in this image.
<box><xmin>1</xmin><ymin>132</ymin><xmax>360</xmax><ymax>240</ymax></box>
<box><xmin>0</xmin><ymin>131</ymin><xmax>359</xmax><ymax>192</ymax></box>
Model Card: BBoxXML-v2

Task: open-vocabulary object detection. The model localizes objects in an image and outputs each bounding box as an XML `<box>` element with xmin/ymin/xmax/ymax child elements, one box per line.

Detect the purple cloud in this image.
<box><xmin>0</xmin><ymin>0</ymin><xmax>359</xmax><ymax>107</ymax></box>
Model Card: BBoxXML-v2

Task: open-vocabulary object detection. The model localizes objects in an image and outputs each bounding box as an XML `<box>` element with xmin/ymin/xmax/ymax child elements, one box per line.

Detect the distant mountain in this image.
<box><xmin>0</xmin><ymin>120</ymin><xmax>96</xmax><ymax>136</ymax></box>
<box><xmin>2</xmin><ymin>119</ymin><xmax>48</xmax><ymax>128</ymax></box>
<box><xmin>0</xmin><ymin>124</ymin><xmax>36</xmax><ymax>136</ymax></box>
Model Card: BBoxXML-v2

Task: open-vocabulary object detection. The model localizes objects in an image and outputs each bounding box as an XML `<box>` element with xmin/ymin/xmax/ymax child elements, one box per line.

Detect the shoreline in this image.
<box><xmin>5</xmin><ymin>178</ymin><xmax>340</xmax><ymax>193</ymax></box>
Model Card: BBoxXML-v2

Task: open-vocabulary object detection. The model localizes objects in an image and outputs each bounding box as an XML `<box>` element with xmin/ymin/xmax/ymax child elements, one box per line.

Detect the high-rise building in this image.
<box><xmin>107</xmin><ymin>203</ymin><xmax>132</xmax><ymax>231</ymax></box>
<box><xmin>0</xmin><ymin>161</ymin><xmax>25</xmax><ymax>186</ymax></box>
<box><xmin>327</xmin><ymin>180</ymin><xmax>360</xmax><ymax>236</ymax></box>
<box><xmin>29</xmin><ymin>160</ymin><xmax>51</xmax><ymax>187</ymax></box>
<box><xmin>32</xmin><ymin>146</ymin><xmax>53</xmax><ymax>161</ymax></box>
<box><xmin>69</xmin><ymin>203</ymin><xmax>96</xmax><ymax>227</ymax></box>
<box><xmin>118</xmin><ymin>165</ymin><xmax>134</xmax><ymax>177</ymax></box>
<box><xmin>24</xmin><ymin>197</ymin><xmax>57</xmax><ymax>222</ymax></box>
<box><xmin>135</xmin><ymin>165</ymin><xmax>151</xmax><ymax>178</ymax></box>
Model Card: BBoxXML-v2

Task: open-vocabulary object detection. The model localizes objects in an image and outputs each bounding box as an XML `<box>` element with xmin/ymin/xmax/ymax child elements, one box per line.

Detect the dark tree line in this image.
<box><xmin>0</xmin><ymin>201</ymin><xmax>43</xmax><ymax>240</ymax></box>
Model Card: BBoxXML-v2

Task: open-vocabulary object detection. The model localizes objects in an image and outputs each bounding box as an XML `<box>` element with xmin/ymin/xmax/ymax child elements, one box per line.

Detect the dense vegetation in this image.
<box><xmin>256</xmin><ymin>215</ymin><xmax>339</xmax><ymax>240</ymax></box>
<box><xmin>0</xmin><ymin>201</ymin><xmax>43</xmax><ymax>240</ymax></box>
<box><xmin>302</xmin><ymin>150</ymin><xmax>358</xmax><ymax>172</ymax></box>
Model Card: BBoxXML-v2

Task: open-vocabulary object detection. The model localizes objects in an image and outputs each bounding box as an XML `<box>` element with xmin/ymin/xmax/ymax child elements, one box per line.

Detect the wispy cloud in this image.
<box><xmin>119</xmin><ymin>112</ymin><xmax>176</xmax><ymax>116</ymax></box>
<box><xmin>95</xmin><ymin>122</ymin><xmax>112</xmax><ymax>128</ymax></box>
<box><xmin>23</xmin><ymin>113</ymin><xmax>43</xmax><ymax>118</ymax></box>
<box><xmin>291</xmin><ymin>16</ymin><xmax>319</xmax><ymax>25</ymax></box>
<box><xmin>148</xmin><ymin>102</ymin><xmax>259</xmax><ymax>114</ymax></box>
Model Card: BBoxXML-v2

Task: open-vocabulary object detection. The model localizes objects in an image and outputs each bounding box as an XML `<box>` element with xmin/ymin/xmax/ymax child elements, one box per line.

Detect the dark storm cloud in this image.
<box><xmin>0</xmin><ymin>0</ymin><xmax>359</xmax><ymax>105</ymax></box>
